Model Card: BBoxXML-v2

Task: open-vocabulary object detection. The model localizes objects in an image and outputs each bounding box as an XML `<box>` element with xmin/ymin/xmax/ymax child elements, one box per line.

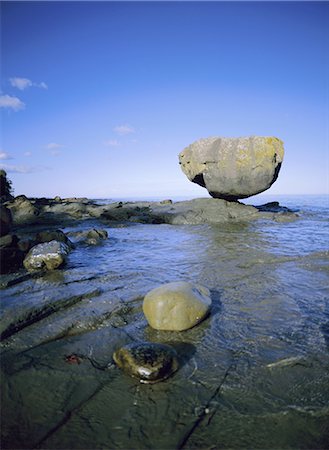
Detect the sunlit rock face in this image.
<box><xmin>179</xmin><ymin>136</ymin><xmax>284</xmax><ymax>201</ymax></box>
<box><xmin>23</xmin><ymin>240</ymin><xmax>71</xmax><ymax>271</ymax></box>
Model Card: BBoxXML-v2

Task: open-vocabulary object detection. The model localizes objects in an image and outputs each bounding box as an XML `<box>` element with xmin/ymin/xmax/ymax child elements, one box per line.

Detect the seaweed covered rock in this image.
<box><xmin>179</xmin><ymin>136</ymin><xmax>284</xmax><ymax>200</ymax></box>
<box><xmin>143</xmin><ymin>281</ymin><xmax>211</xmax><ymax>331</ymax></box>
<box><xmin>113</xmin><ymin>342</ymin><xmax>179</xmax><ymax>383</ymax></box>
<box><xmin>23</xmin><ymin>240</ymin><xmax>71</xmax><ymax>272</ymax></box>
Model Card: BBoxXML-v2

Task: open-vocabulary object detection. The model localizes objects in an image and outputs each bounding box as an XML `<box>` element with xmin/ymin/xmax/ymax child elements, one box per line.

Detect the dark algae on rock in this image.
<box><xmin>113</xmin><ymin>341</ymin><xmax>179</xmax><ymax>383</ymax></box>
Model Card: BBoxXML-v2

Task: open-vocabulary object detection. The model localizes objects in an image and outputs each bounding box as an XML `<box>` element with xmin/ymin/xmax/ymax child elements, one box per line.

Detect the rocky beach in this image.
<box><xmin>1</xmin><ymin>138</ymin><xmax>329</xmax><ymax>449</ymax></box>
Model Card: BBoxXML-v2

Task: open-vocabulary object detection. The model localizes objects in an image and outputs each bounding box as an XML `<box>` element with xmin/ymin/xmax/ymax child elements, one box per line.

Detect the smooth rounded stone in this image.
<box><xmin>143</xmin><ymin>281</ymin><xmax>211</xmax><ymax>331</ymax></box>
<box><xmin>23</xmin><ymin>240</ymin><xmax>71</xmax><ymax>272</ymax></box>
<box><xmin>179</xmin><ymin>136</ymin><xmax>284</xmax><ymax>200</ymax></box>
<box><xmin>113</xmin><ymin>342</ymin><xmax>179</xmax><ymax>383</ymax></box>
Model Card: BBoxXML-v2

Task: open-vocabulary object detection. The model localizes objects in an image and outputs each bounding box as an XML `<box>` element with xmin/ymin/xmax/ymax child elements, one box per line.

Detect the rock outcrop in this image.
<box><xmin>143</xmin><ymin>281</ymin><xmax>211</xmax><ymax>331</ymax></box>
<box><xmin>7</xmin><ymin>195</ymin><xmax>40</xmax><ymax>225</ymax></box>
<box><xmin>179</xmin><ymin>136</ymin><xmax>284</xmax><ymax>200</ymax></box>
<box><xmin>35</xmin><ymin>229</ymin><xmax>74</xmax><ymax>249</ymax></box>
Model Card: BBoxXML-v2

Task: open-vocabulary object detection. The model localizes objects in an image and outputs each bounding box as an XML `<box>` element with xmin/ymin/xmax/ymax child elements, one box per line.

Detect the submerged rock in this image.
<box><xmin>23</xmin><ymin>240</ymin><xmax>71</xmax><ymax>272</ymax></box>
<box><xmin>179</xmin><ymin>136</ymin><xmax>284</xmax><ymax>200</ymax></box>
<box><xmin>67</xmin><ymin>228</ymin><xmax>108</xmax><ymax>245</ymax></box>
<box><xmin>143</xmin><ymin>281</ymin><xmax>211</xmax><ymax>331</ymax></box>
<box><xmin>113</xmin><ymin>342</ymin><xmax>179</xmax><ymax>383</ymax></box>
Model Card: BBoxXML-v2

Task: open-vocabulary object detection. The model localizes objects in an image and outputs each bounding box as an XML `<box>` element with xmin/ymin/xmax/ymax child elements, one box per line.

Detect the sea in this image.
<box><xmin>1</xmin><ymin>194</ymin><xmax>329</xmax><ymax>449</ymax></box>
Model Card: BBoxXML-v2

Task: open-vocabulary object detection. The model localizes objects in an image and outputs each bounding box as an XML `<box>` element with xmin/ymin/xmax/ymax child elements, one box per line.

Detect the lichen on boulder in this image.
<box><xmin>23</xmin><ymin>240</ymin><xmax>71</xmax><ymax>272</ymax></box>
<box><xmin>179</xmin><ymin>136</ymin><xmax>284</xmax><ymax>200</ymax></box>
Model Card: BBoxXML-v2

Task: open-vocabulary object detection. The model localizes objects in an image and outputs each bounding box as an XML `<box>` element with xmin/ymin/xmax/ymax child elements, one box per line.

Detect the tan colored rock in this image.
<box><xmin>7</xmin><ymin>195</ymin><xmax>39</xmax><ymax>225</ymax></box>
<box><xmin>143</xmin><ymin>281</ymin><xmax>211</xmax><ymax>331</ymax></box>
<box><xmin>23</xmin><ymin>240</ymin><xmax>70</xmax><ymax>272</ymax></box>
<box><xmin>179</xmin><ymin>136</ymin><xmax>284</xmax><ymax>200</ymax></box>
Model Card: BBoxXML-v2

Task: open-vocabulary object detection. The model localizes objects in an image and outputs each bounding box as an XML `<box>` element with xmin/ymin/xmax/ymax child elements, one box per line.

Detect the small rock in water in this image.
<box><xmin>67</xmin><ymin>228</ymin><xmax>108</xmax><ymax>245</ymax></box>
<box><xmin>113</xmin><ymin>342</ymin><xmax>179</xmax><ymax>384</ymax></box>
<box><xmin>23</xmin><ymin>240</ymin><xmax>71</xmax><ymax>271</ymax></box>
<box><xmin>143</xmin><ymin>281</ymin><xmax>211</xmax><ymax>331</ymax></box>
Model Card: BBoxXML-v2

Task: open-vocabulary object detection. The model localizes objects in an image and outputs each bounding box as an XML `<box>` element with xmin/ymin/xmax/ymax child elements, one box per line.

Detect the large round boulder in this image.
<box><xmin>179</xmin><ymin>136</ymin><xmax>284</xmax><ymax>201</ymax></box>
<box><xmin>143</xmin><ymin>281</ymin><xmax>211</xmax><ymax>331</ymax></box>
<box><xmin>23</xmin><ymin>240</ymin><xmax>71</xmax><ymax>272</ymax></box>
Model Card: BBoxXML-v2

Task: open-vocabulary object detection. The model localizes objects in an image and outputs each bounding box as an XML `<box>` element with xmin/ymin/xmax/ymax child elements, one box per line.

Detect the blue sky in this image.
<box><xmin>1</xmin><ymin>1</ymin><xmax>328</xmax><ymax>199</ymax></box>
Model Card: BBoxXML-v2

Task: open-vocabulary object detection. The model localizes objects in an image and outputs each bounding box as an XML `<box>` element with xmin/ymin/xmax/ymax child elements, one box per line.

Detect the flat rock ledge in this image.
<box><xmin>3</xmin><ymin>196</ymin><xmax>298</xmax><ymax>229</ymax></box>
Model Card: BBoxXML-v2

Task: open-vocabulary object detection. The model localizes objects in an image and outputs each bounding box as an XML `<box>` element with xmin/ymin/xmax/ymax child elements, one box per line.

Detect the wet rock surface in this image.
<box><xmin>23</xmin><ymin>240</ymin><xmax>71</xmax><ymax>272</ymax></box>
<box><xmin>179</xmin><ymin>136</ymin><xmax>284</xmax><ymax>200</ymax></box>
<box><xmin>113</xmin><ymin>341</ymin><xmax>179</xmax><ymax>383</ymax></box>
<box><xmin>2</xmin><ymin>189</ymin><xmax>328</xmax><ymax>450</ymax></box>
<box><xmin>1</xmin><ymin>218</ymin><xmax>329</xmax><ymax>449</ymax></box>
<box><xmin>143</xmin><ymin>281</ymin><xmax>211</xmax><ymax>331</ymax></box>
<box><xmin>35</xmin><ymin>229</ymin><xmax>74</xmax><ymax>248</ymax></box>
<box><xmin>67</xmin><ymin>228</ymin><xmax>108</xmax><ymax>245</ymax></box>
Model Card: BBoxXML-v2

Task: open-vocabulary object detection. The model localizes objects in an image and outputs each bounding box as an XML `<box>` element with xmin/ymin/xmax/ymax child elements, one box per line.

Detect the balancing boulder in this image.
<box><xmin>179</xmin><ymin>136</ymin><xmax>284</xmax><ymax>201</ymax></box>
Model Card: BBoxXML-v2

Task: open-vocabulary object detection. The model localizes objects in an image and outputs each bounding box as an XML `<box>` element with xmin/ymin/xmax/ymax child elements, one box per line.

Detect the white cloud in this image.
<box><xmin>37</xmin><ymin>82</ymin><xmax>48</xmax><ymax>90</ymax></box>
<box><xmin>10</xmin><ymin>77</ymin><xmax>48</xmax><ymax>90</ymax></box>
<box><xmin>24</xmin><ymin>151</ymin><xmax>32</xmax><ymax>157</ymax></box>
<box><xmin>113</xmin><ymin>124</ymin><xmax>135</xmax><ymax>135</ymax></box>
<box><xmin>0</xmin><ymin>163</ymin><xmax>50</xmax><ymax>174</ymax></box>
<box><xmin>9</xmin><ymin>77</ymin><xmax>32</xmax><ymax>90</ymax></box>
<box><xmin>0</xmin><ymin>151</ymin><xmax>13</xmax><ymax>160</ymax></box>
<box><xmin>0</xmin><ymin>94</ymin><xmax>25</xmax><ymax>111</ymax></box>
<box><xmin>50</xmin><ymin>150</ymin><xmax>61</xmax><ymax>156</ymax></box>
<box><xmin>103</xmin><ymin>139</ymin><xmax>121</xmax><ymax>147</ymax></box>
<box><xmin>45</xmin><ymin>143</ymin><xmax>63</xmax><ymax>150</ymax></box>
